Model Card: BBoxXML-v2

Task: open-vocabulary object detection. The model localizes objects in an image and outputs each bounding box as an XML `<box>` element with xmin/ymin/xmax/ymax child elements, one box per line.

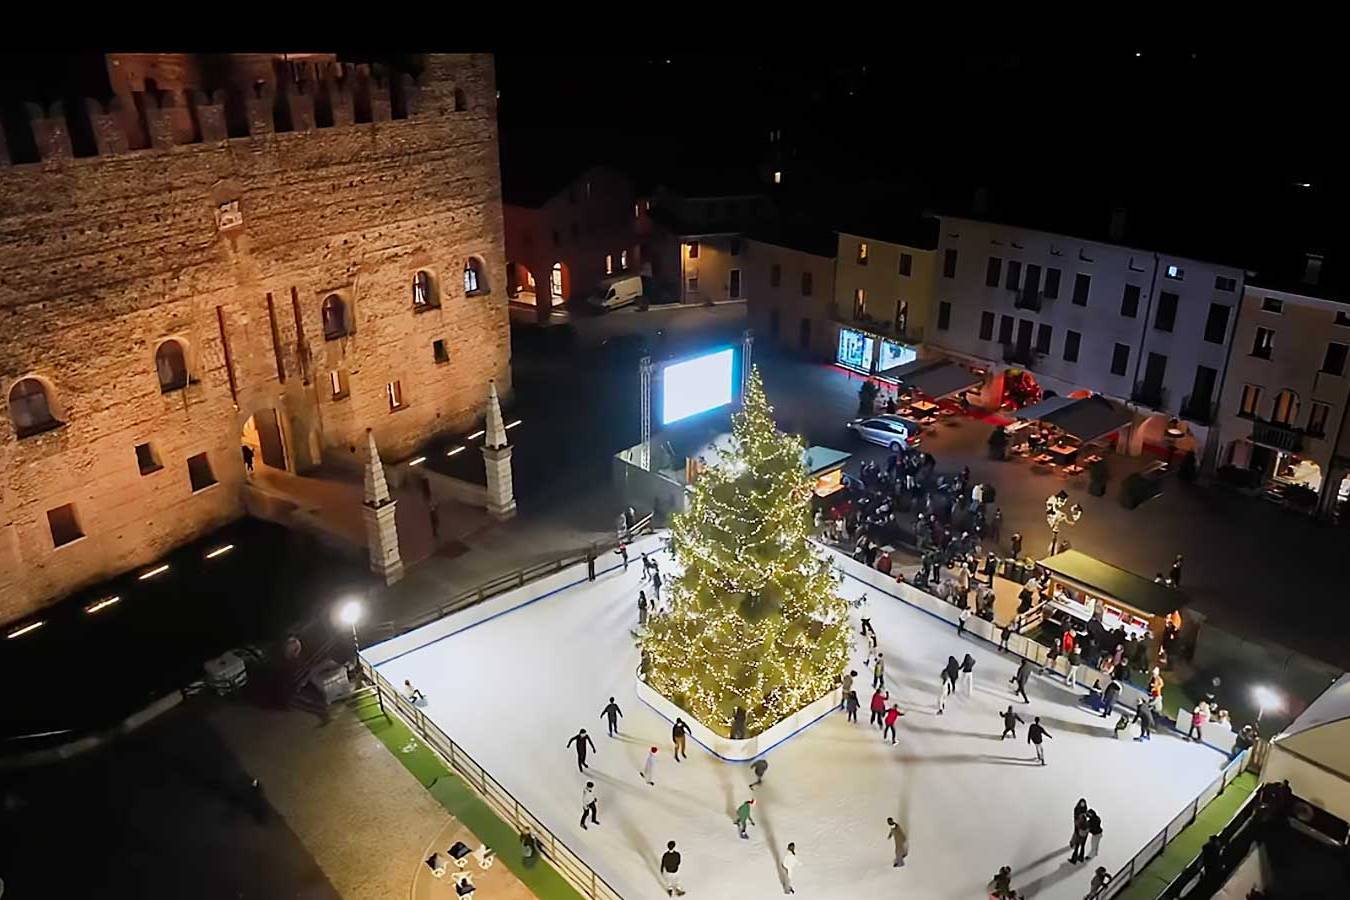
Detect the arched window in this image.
<box><xmin>322</xmin><ymin>294</ymin><xmax>349</xmax><ymax>340</ymax></box>
<box><xmin>464</xmin><ymin>258</ymin><xmax>487</xmax><ymax>296</ymax></box>
<box><xmin>155</xmin><ymin>340</ymin><xmax>189</xmax><ymax>393</ymax></box>
<box><xmin>1271</xmin><ymin>389</ymin><xmax>1300</xmax><ymax>426</ymax></box>
<box><xmin>412</xmin><ymin>270</ymin><xmax>438</xmax><ymax>310</ymax></box>
<box><xmin>9</xmin><ymin>378</ymin><xmax>59</xmax><ymax>438</ymax></box>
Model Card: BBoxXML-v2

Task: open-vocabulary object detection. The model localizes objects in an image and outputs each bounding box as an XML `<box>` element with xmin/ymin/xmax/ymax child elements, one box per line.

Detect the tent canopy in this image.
<box><xmin>893</xmin><ymin>360</ymin><xmax>981</xmax><ymax>399</ymax></box>
<box><xmin>1017</xmin><ymin>394</ymin><xmax>1133</xmax><ymax>443</ymax></box>
<box><xmin>803</xmin><ymin>446</ymin><xmax>850</xmax><ymax>477</ymax></box>
<box><xmin>1038</xmin><ymin>549</ymin><xmax>1185</xmax><ymax>618</ymax></box>
<box><xmin>1276</xmin><ymin>673</ymin><xmax>1350</xmax><ymax>778</ymax></box>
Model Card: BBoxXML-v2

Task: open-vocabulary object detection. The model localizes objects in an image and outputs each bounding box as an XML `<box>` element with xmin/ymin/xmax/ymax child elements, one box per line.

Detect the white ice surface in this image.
<box><xmin>373</xmin><ymin>534</ymin><xmax>1229</xmax><ymax>899</ymax></box>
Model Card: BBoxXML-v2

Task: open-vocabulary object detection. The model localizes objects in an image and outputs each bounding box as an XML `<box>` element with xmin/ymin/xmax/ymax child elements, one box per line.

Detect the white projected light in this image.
<box><xmin>661</xmin><ymin>348</ymin><xmax>735</xmax><ymax>425</ymax></box>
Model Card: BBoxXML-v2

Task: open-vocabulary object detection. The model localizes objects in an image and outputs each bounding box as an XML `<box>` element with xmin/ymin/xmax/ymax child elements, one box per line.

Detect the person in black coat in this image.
<box><xmin>1100</xmin><ymin>679</ymin><xmax>1122</xmax><ymax>718</ymax></box>
<box><xmin>1132</xmin><ymin>700</ymin><xmax>1155</xmax><ymax>741</ymax></box>
<box><xmin>1000</xmin><ymin>705</ymin><xmax>1025</xmax><ymax>739</ymax></box>
<box><xmin>1027</xmin><ymin>717</ymin><xmax>1053</xmax><ymax>765</ymax></box>
<box><xmin>1011</xmin><ymin>658</ymin><xmax>1032</xmax><ymax>704</ymax></box>
<box><xmin>943</xmin><ymin>656</ymin><xmax>961</xmax><ymax>695</ymax></box>
<box><xmin>566</xmin><ymin>729</ymin><xmax>598</xmax><ymax>771</ymax></box>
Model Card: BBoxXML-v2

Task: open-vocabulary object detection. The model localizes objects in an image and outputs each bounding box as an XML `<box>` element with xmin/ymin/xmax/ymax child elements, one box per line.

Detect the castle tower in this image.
<box><xmin>362</xmin><ymin>429</ymin><xmax>404</xmax><ymax>584</ymax></box>
<box><xmin>482</xmin><ymin>380</ymin><xmax>517</xmax><ymax>520</ymax></box>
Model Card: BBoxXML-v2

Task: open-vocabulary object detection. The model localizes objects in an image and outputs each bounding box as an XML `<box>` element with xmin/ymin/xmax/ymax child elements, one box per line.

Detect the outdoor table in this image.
<box><xmin>1033</xmin><ymin>453</ymin><xmax>1055</xmax><ymax>465</ymax></box>
<box><xmin>910</xmin><ymin>399</ymin><xmax>939</xmax><ymax>414</ymax></box>
<box><xmin>1048</xmin><ymin>444</ymin><xmax>1079</xmax><ymax>464</ymax></box>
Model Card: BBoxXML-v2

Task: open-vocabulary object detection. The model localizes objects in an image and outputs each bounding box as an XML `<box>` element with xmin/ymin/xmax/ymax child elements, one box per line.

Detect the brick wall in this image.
<box><xmin>0</xmin><ymin>53</ymin><xmax>510</xmax><ymax>625</ymax></box>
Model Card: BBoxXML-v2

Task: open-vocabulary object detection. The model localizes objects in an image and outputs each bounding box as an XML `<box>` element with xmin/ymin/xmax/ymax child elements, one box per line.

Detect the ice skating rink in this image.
<box><xmin>370</xmin><ymin>534</ymin><xmax>1228</xmax><ymax>899</ymax></box>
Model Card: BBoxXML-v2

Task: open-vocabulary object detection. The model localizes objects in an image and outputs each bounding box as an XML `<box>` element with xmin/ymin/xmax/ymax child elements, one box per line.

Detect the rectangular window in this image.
<box><xmin>1063</xmin><ymin>330</ymin><xmax>1081</xmax><ymax>362</ymax></box>
<box><xmin>1261</xmin><ymin>297</ymin><xmax>1283</xmax><ymax>314</ymax></box>
<box><xmin>1120</xmin><ymin>284</ymin><xmax>1140</xmax><ymax>318</ymax></box>
<box><xmin>937</xmin><ymin>301</ymin><xmax>952</xmax><ymax>331</ymax></box>
<box><xmin>605</xmin><ymin>254</ymin><xmax>614</xmax><ymax>275</ymax></box>
<box><xmin>329</xmin><ymin>370</ymin><xmax>349</xmax><ymax>400</ymax></box>
<box><xmin>899</xmin><ymin>253</ymin><xmax>913</xmax><ymax>277</ymax></box>
<box><xmin>857</xmin><ymin>241</ymin><xmax>869</xmax><ymax>265</ymax></box>
<box><xmin>998</xmin><ymin>314</ymin><xmax>1014</xmax><ymax>345</ymax></box>
<box><xmin>1072</xmin><ymin>273</ymin><xmax>1091</xmax><ymax>306</ymax></box>
<box><xmin>979</xmin><ymin>311</ymin><xmax>995</xmax><ymax>341</ymax></box>
<box><xmin>1336</xmin><ymin>311</ymin><xmax>1350</xmax><ymax>327</ymax></box>
<box><xmin>387</xmin><ymin>380</ymin><xmax>405</xmax><ymax>411</ymax></box>
<box><xmin>1043</xmin><ymin>268</ymin><xmax>1061</xmax><ymax>299</ymax></box>
<box><xmin>187</xmin><ymin>452</ymin><xmax>217</xmax><ymax>492</ymax></box>
<box><xmin>1154</xmin><ymin>291</ymin><xmax>1179</xmax><ymax>332</ymax></box>
<box><xmin>1110</xmin><ymin>343</ymin><xmax>1130</xmax><ymax>376</ymax></box>
<box><xmin>729</xmin><ymin>269</ymin><xmax>742</xmax><ymax>299</ymax></box>
<box><xmin>1035</xmin><ymin>322</ymin><xmax>1053</xmax><ymax>354</ymax></box>
<box><xmin>433</xmin><ymin>339</ymin><xmax>449</xmax><ymax>364</ymax></box>
<box><xmin>1165</xmin><ymin>264</ymin><xmax>1184</xmax><ymax>280</ymax></box>
<box><xmin>1252</xmin><ymin>327</ymin><xmax>1275</xmax><ymax>359</ymax></box>
<box><xmin>1215</xmin><ymin>275</ymin><xmax>1237</xmax><ymax>292</ymax></box>
<box><xmin>1005</xmin><ymin>260</ymin><xmax>1022</xmax><ymax>291</ymax></box>
<box><xmin>1322</xmin><ymin>342</ymin><xmax>1349</xmax><ymax>376</ymax></box>
<box><xmin>620</xmin><ymin>249</ymin><xmax>629</xmax><ymax>270</ymax></box>
<box><xmin>1204</xmin><ymin>304</ymin><xmax>1231</xmax><ymax>343</ymax></box>
<box><xmin>1308</xmin><ymin>402</ymin><xmax>1332</xmax><ymax>437</ymax></box>
<box><xmin>1239</xmin><ymin>384</ymin><xmax>1262</xmax><ymax>417</ymax></box>
<box><xmin>770</xmin><ymin>263</ymin><xmax>782</xmax><ymax>288</ymax></box>
<box><xmin>853</xmin><ymin>288</ymin><xmax>867</xmax><ymax>319</ymax></box>
<box><xmin>688</xmin><ymin>241</ymin><xmax>700</xmax><ymax>259</ymax></box>
<box><xmin>801</xmin><ymin>272</ymin><xmax>813</xmax><ymax>296</ymax></box>
<box><xmin>135</xmin><ymin>442</ymin><xmax>162</xmax><ymax>475</ymax></box>
<box><xmin>985</xmin><ymin>256</ymin><xmax>1002</xmax><ymax>287</ymax></box>
<box><xmin>943</xmin><ymin>248</ymin><xmax>958</xmax><ymax>278</ymax></box>
<box><xmin>47</xmin><ymin>503</ymin><xmax>83</xmax><ymax>547</ymax></box>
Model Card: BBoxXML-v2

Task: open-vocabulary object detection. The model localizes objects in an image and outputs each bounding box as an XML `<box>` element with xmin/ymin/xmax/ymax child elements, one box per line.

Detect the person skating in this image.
<box><xmin>580</xmin><ymin>781</ymin><xmax>599</xmax><ymax>829</ymax></box>
<box><xmin>1132</xmin><ymin>700</ymin><xmax>1154</xmax><ymax>741</ymax></box>
<box><xmin>1100</xmin><ymin>678</ymin><xmax>1122</xmax><ymax>718</ymax></box>
<box><xmin>960</xmin><ymin>653</ymin><xmax>976</xmax><ymax>697</ymax></box>
<box><xmin>672</xmin><ymin>718</ymin><xmax>689</xmax><ymax>761</ymax></box>
<box><xmin>735</xmin><ymin>798</ymin><xmax>756</xmax><ymax>838</ymax></box>
<box><xmin>616</xmin><ymin>542</ymin><xmax>629</xmax><ymax>570</ymax></box>
<box><xmin>1011</xmin><ymin>658</ymin><xmax>1032</xmax><ymax>704</ymax></box>
<box><xmin>845</xmin><ymin>689</ymin><xmax>860</xmax><ymax>723</ymax></box>
<box><xmin>870</xmin><ymin>689</ymin><xmax>889</xmax><ymax>727</ymax></box>
<box><xmin>1072</xmin><ymin>798</ymin><xmax>1088</xmax><ymax>841</ymax></box>
<box><xmin>840</xmin><ymin>670</ymin><xmax>857</xmax><ymax>709</ymax></box>
<box><xmin>638</xmin><ymin>745</ymin><xmax>659</xmax><ymax>785</ymax></box>
<box><xmin>1187</xmin><ymin>699</ymin><xmax>1210</xmax><ymax>742</ymax></box>
<box><xmin>990</xmin><ymin>865</ymin><xmax>1014</xmax><ymax>898</ymax></box>
<box><xmin>1088</xmin><ymin>865</ymin><xmax>1113</xmax><ymax>896</ymax></box>
<box><xmin>957</xmin><ymin>606</ymin><xmax>972</xmax><ymax>637</ymax></box>
<box><xmin>1000</xmin><ymin>706</ymin><xmax>1025</xmax><ymax>739</ymax></box>
<box><xmin>1065</xmin><ymin>645</ymin><xmax>1082</xmax><ymax>687</ymax></box>
<box><xmin>936</xmin><ymin>669</ymin><xmax>949</xmax><ymax>716</ymax></box>
<box><xmin>660</xmin><ymin>841</ymin><xmax>685</xmax><ymax>897</ymax></box>
<box><xmin>1027</xmin><ymin>717</ymin><xmax>1052</xmax><ymax>765</ymax></box>
<box><xmin>652</xmin><ymin>568</ymin><xmax>663</xmax><ymax>603</ymax></box>
<box><xmin>402</xmin><ymin>679</ymin><xmax>426</xmax><ymax>703</ymax></box>
<box><xmin>638</xmin><ymin>590</ymin><xmax>649</xmax><ymax>627</ymax></box>
<box><xmin>1087</xmin><ymin>810</ymin><xmax>1103</xmax><ymax>859</ymax></box>
<box><xmin>601</xmin><ymin>697</ymin><xmax>623</xmax><ymax>737</ymax></box>
<box><xmin>886</xmin><ymin>817</ymin><xmax>909</xmax><ymax>867</ymax></box>
<box><xmin>872</xmin><ymin>652</ymin><xmax>886</xmax><ymax>690</ymax></box>
<box><xmin>883</xmin><ymin>704</ymin><xmax>904</xmax><ymax>743</ymax></box>
<box><xmin>943</xmin><ymin>655</ymin><xmax>961</xmax><ymax>695</ymax></box>
<box><xmin>1069</xmin><ymin>810</ymin><xmax>1089</xmax><ymax>863</ymax></box>
<box><xmin>750</xmin><ymin>758</ymin><xmax>769</xmax><ymax>789</ymax></box>
<box><xmin>641</xmin><ymin>552</ymin><xmax>652</xmax><ymax>583</ymax></box>
<box><xmin>781</xmin><ymin>842</ymin><xmax>800</xmax><ymax>894</ymax></box>
<box><xmin>566</xmin><ymin>729</ymin><xmax>597</xmax><ymax>772</ymax></box>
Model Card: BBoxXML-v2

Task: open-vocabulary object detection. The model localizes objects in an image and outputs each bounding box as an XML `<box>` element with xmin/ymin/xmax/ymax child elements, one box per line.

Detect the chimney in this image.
<box><xmin>972</xmin><ymin>186</ymin><xmax>989</xmax><ymax>217</ymax></box>
<box><xmin>1303</xmin><ymin>253</ymin><xmax>1324</xmax><ymax>286</ymax></box>
<box><xmin>1109</xmin><ymin>207</ymin><xmax>1127</xmax><ymax>242</ymax></box>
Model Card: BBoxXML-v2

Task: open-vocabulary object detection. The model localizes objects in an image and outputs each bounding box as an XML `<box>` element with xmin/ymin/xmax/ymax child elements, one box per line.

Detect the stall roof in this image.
<box><xmin>1274</xmin><ymin>674</ymin><xmax>1350</xmax><ymax>780</ymax></box>
<box><xmin>803</xmin><ymin>446</ymin><xmax>850</xmax><ymax>476</ymax></box>
<box><xmin>1039</xmin><ymin>550</ymin><xmax>1185</xmax><ymax>617</ymax></box>
<box><xmin>895</xmin><ymin>360</ymin><xmax>981</xmax><ymax>399</ymax></box>
<box><xmin>1041</xmin><ymin>396</ymin><xmax>1134</xmax><ymax>443</ymax></box>
<box><xmin>1014</xmin><ymin>395</ymin><xmax>1079</xmax><ymax>421</ymax></box>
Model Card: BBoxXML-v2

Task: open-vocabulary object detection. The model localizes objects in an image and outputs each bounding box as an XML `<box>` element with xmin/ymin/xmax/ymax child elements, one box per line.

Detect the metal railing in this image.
<box><xmin>1088</xmin><ymin>748</ymin><xmax>1251</xmax><ymax>899</ymax></box>
<box><xmin>360</xmin><ymin>660</ymin><xmax>625</xmax><ymax>900</ymax></box>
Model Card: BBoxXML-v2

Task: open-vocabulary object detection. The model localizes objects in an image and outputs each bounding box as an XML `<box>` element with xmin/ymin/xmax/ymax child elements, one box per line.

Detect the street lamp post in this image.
<box><xmin>338</xmin><ymin>598</ymin><xmax>385</xmax><ymax>718</ymax></box>
<box><xmin>1252</xmin><ymin>685</ymin><xmax>1283</xmax><ymax>726</ymax></box>
<box><xmin>1045</xmin><ymin>490</ymin><xmax>1084</xmax><ymax>556</ymax></box>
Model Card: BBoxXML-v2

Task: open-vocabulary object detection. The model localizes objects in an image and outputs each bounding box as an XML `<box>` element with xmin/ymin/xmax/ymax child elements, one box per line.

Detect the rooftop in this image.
<box><xmin>1039</xmin><ymin>548</ymin><xmax>1186</xmax><ymax>618</ymax></box>
<box><xmin>747</xmin><ymin>225</ymin><xmax>838</xmax><ymax>258</ymax></box>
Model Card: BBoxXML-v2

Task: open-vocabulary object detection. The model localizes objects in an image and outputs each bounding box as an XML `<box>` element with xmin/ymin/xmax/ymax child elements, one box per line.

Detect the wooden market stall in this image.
<box><xmin>1036</xmin><ymin>549</ymin><xmax>1184</xmax><ymax>643</ymax></box>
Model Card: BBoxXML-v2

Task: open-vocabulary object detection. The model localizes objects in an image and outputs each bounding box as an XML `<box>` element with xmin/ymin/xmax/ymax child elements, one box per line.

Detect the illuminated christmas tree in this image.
<box><xmin>641</xmin><ymin>368</ymin><xmax>851</xmax><ymax>737</ymax></box>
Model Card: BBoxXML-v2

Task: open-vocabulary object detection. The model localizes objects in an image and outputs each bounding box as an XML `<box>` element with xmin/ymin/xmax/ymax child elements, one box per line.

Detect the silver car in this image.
<box><xmin>846</xmin><ymin>416</ymin><xmax>919</xmax><ymax>451</ymax></box>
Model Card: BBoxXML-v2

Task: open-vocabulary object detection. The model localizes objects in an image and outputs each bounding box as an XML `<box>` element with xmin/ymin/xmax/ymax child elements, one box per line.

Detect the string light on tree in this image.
<box><xmin>1045</xmin><ymin>489</ymin><xmax>1083</xmax><ymax>556</ymax></box>
<box><xmin>640</xmin><ymin>367</ymin><xmax>850</xmax><ymax>737</ymax></box>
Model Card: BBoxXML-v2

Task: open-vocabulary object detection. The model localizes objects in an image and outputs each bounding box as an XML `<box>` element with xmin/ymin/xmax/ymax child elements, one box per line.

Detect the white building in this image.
<box><xmin>931</xmin><ymin>215</ymin><xmax>1245</xmax><ymax>457</ymax></box>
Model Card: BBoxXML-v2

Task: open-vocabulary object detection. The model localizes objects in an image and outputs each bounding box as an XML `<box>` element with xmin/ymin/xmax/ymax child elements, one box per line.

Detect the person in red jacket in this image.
<box><xmin>1062</xmin><ymin>629</ymin><xmax>1076</xmax><ymax>654</ymax></box>
<box><xmin>870</xmin><ymin>689</ymin><xmax>889</xmax><ymax>728</ymax></box>
<box><xmin>883</xmin><ymin>704</ymin><xmax>905</xmax><ymax>744</ymax></box>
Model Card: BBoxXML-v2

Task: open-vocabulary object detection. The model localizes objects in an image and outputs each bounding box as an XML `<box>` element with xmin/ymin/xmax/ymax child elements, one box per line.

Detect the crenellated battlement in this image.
<box><xmin>0</xmin><ymin>59</ymin><xmax>461</xmax><ymax>168</ymax></box>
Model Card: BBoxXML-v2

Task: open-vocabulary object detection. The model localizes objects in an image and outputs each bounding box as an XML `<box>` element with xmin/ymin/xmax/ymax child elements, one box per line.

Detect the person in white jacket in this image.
<box><xmin>641</xmin><ymin>746</ymin><xmax>658</xmax><ymax>785</ymax></box>
<box><xmin>782</xmin><ymin>842</ymin><xmax>800</xmax><ymax>894</ymax></box>
<box><xmin>580</xmin><ymin>782</ymin><xmax>598</xmax><ymax>830</ymax></box>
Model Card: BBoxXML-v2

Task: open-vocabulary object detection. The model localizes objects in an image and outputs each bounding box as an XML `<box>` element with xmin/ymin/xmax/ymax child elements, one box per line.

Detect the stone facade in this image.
<box><xmin>0</xmin><ymin>54</ymin><xmax>510</xmax><ymax>625</ymax></box>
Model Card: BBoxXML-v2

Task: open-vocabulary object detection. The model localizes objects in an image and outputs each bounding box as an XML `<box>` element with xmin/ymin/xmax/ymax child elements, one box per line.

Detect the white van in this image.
<box><xmin>587</xmin><ymin>274</ymin><xmax>643</xmax><ymax>311</ymax></box>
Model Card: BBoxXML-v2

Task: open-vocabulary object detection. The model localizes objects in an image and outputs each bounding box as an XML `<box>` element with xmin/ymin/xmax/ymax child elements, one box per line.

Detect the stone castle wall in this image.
<box><xmin>0</xmin><ymin>53</ymin><xmax>511</xmax><ymax>625</ymax></box>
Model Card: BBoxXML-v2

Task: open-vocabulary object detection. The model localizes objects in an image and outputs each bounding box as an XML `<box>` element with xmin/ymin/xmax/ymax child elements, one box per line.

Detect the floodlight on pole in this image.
<box><xmin>1252</xmin><ymin>684</ymin><xmax>1283</xmax><ymax>723</ymax></box>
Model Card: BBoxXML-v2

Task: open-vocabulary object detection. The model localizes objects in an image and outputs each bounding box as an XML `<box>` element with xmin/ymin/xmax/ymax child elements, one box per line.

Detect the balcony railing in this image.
<box><xmin>1002</xmin><ymin>345</ymin><xmax>1039</xmax><ymax>366</ymax></box>
<box><xmin>1131</xmin><ymin>381</ymin><xmax>1168</xmax><ymax>410</ymax></box>
<box><xmin>1179</xmin><ymin>394</ymin><xmax>1217</xmax><ymax>425</ymax></box>
<box><xmin>1251</xmin><ymin>418</ymin><xmax>1304</xmax><ymax>452</ymax></box>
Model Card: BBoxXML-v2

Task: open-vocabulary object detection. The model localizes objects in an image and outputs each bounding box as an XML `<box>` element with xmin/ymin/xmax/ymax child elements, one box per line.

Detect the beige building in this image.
<box><xmin>0</xmin><ymin>53</ymin><xmax>510</xmax><ymax>626</ymax></box>
<box><xmin>743</xmin><ymin>231</ymin><xmax>838</xmax><ymax>358</ymax></box>
<box><xmin>1215</xmin><ymin>259</ymin><xmax>1350</xmax><ymax>517</ymax></box>
<box><xmin>832</xmin><ymin>230</ymin><xmax>938</xmax><ymax>349</ymax></box>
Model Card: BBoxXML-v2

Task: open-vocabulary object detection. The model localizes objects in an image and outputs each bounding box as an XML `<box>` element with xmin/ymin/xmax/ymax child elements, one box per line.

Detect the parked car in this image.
<box><xmin>586</xmin><ymin>274</ymin><xmax>644</xmax><ymax>311</ymax></box>
<box><xmin>846</xmin><ymin>416</ymin><xmax>919</xmax><ymax>451</ymax></box>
